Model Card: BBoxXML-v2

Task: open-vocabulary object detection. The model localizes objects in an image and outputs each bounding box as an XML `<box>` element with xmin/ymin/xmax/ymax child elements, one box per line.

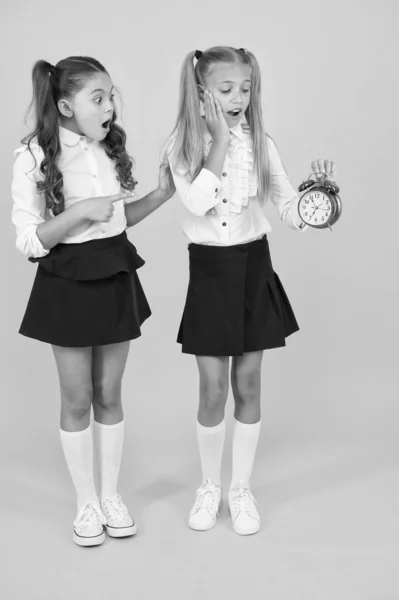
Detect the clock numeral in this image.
<box><xmin>315</xmin><ymin>193</ymin><xmax>320</xmax><ymax>198</ymax></box>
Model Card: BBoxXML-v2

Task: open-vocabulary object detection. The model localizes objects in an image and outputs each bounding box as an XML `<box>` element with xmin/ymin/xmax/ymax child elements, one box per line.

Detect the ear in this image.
<box><xmin>57</xmin><ymin>99</ymin><xmax>73</xmax><ymax>118</ymax></box>
<box><xmin>197</xmin><ymin>84</ymin><xmax>204</xmax><ymax>103</ymax></box>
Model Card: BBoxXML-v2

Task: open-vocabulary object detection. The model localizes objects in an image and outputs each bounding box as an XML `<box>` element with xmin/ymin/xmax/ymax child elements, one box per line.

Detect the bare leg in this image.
<box><xmin>92</xmin><ymin>341</ymin><xmax>130</xmax><ymax>425</ymax></box>
<box><xmin>52</xmin><ymin>345</ymin><xmax>93</xmax><ymax>432</ymax></box>
<box><xmin>196</xmin><ymin>355</ymin><xmax>230</xmax><ymax>426</ymax></box>
<box><xmin>231</xmin><ymin>350</ymin><xmax>263</xmax><ymax>424</ymax></box>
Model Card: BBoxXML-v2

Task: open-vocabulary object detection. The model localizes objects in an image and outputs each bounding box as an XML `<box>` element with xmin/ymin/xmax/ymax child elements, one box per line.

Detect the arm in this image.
<box><xmin>168</xmin><ymin>144</ymin><xmax>227</xmax><ymax>218</ymax></box>
<box><xmin>167</xmin><ymin>90</ymin><xmax>230</xmax><ymax>217</ymax></box>
<box><xmin>267</xmin><ymin>136</ymin><xmax>307</xmax><ymax>232</ymax></box>
<box><xmin>124</xmin><ymin>156</ymin><xmax>176</xmax><ymax>227</ymax></box>
<box><xmin>124</xmin><ymin>188</ymin><xmax>170</xmax><ymax>228</ymax></box>
<box><xmin>203</xmin><ymin>139</ymin><xmax>229</xmax><ymax>180</ymax></box>
<box><xmin>11</xmin><ymin>148</ymin><xmax>91</xmax><ymax>256</ymax></box>
<box><xmin>36</xmin><ymin>204</ymin><xmax>88</xmax><ymax>250</ymax></box>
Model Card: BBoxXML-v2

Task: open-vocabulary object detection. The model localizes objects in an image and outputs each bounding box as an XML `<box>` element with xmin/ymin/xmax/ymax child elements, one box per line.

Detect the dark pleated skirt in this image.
<box><xmin>19</xmin><ymin>231</ymin><xmax>151</xmax><ymax>347</ymax></box>
<box><xmin>177</xmin><ymin>235</ymin><xmax>299</xmax><ymax>356</ymax></box>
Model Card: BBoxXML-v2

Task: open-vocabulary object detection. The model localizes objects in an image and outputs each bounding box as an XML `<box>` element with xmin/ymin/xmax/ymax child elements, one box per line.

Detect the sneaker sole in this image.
<box><xmin>105</xmin><ymin>522</ymin><xmax>138</xmax><ymax>538</ymax></box>
<box><xmin>73</xmin><ymin>530</ymin><xmax>105</xmax><ymax>547</ymax></box>
<box><xmin>188</xmin><ymin>498</ymin><xmax>223</xmax><ymax>532</ymax></box>
<box><xmin>232</xmin><ymin>523</ymin><xmax>260</xmax><ymax>536</ymax></box>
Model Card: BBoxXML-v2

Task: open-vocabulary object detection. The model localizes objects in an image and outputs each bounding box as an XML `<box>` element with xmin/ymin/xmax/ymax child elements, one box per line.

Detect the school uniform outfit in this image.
<box><xmin>169</xmin><ymin>117</ymin><xmax>304</xmax><ymax>357</ymax></box>
<box><xmin>169</xmin><ymin>116</ymin><xmax>305</xmax><ymax>536</ymax></box>
<box><xmin>12</xmin><ymin>126</ymin><xmax>143</xmax><ymax>546</ymax></box>
<box><xmin>11</xmin><ymin>126</ymin><xmax>151</xmax><ymax>348</ymax></box>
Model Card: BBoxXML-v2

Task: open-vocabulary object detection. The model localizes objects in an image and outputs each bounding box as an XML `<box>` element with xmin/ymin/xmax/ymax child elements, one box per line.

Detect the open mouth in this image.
<box><xmin>227</xmin><ymin>109</ymin><xmax>242</xmax><ymax>118</ymax></box>
<box><xmin>102</xmin><ymin>119</ymin><xmax>111</xmax><ymax>130</ymax></box>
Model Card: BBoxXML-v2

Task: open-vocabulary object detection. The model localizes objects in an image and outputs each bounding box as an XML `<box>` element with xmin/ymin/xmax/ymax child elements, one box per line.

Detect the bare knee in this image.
<box><xmin>200</xmin><ymin>376</ymin><xmax>229</xmax><ymax>413</ymax></box>
<box><xmin>61</xmin><ymin>383</ymin><xmax>92</xmax><ymax>421</ymax></box>
<box><xmin>231</xmin><ymin>369</ymin><xmax>260</xmax><ymax>406</ymax></box>
<box><xmin>92</xmin><ymin>379</ymin><xmax>122</xmax><ymax>412</ymax></box>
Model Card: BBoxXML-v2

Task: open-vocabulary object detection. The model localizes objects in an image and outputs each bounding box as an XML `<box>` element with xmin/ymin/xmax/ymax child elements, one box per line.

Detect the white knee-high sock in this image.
<box><xmin>230</xmin><ymin>419</ymin><xmax>261</xmax><ymax>490</ymax></box>
<box><xmin>197</xmin><ymin>420</ymin><xmax>226</xmax><ymax>485</ymax></box>
<box><xmin>59</xmin><ymin>426</ymin><xmax>99</xmax><ymax>512</ymax></box>
<box><xmin>93</xmin><ymin>419</ymin><xmax>124</xmax><ymax>500</ymax></box>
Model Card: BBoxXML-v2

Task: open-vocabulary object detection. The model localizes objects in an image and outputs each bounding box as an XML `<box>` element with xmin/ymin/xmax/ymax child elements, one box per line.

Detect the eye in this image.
<box><xmin>94</xmin><ymin>97</ymin><xmax>102</xmax><ymax>104</ymax></box>
<box><xmin>242</xmin><ymin>89</ymin><xmax>250</xmax><ymax>94</ymax></box>
<box><xmin>219</xmin><ymin>89</ymin><xmax>231</xmax><ymax>94</ymax></box>
<box><xmin>110</xmin><ymin>94</ymin><xmax>115</xmax><ymax>102</ymax></box>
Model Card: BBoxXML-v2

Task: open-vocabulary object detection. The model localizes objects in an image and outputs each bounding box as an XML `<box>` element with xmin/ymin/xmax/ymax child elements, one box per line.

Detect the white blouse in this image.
<box><xmin>11</xmin><ymin>126</ymin><xmax>131</xmax><ymax>258</ymax></box>
<box><xmin>168</xmin><ymin>117</ymin><xmax>306</xmax><ymax>246</ymax></box>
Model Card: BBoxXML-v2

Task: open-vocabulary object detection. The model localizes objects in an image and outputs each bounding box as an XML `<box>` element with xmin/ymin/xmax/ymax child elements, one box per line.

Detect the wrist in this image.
<box><xmin>213</xmin><ymin>136</ymin><xmax>229</xmax><ymax>147</ymax></box>
<box><xmin>153</xmin><ymin>187</ymin><xmax>170</xmax><ymax>203</ymax></box>
<box><xmin>71</xmin><ymin>199</ymin><xmax>88</xmax><ymax>220</ymax></box>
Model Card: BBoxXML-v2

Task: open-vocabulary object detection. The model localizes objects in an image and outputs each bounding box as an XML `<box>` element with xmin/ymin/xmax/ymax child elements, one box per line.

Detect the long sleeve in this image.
<box><xmin>267</xmin><ymin>137</ymin><xmax>307</xmax><ymax>232</ymax></box>
<box><xmin>11</xmin><ymin>146</ymin><xmax>50</xmax><ymax>258</ymax></box>
<box><xmin>168</xmin><ymin>154</ymin><xmax>222</xmax><ymax>217</ymax></box>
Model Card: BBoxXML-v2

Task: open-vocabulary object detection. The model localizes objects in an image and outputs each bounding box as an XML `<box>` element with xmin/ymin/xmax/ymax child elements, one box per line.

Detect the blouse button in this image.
<box><xmin>222</xmin><ymin>222</ymin><xmax>227</xmax><ymax>227</ymax></box>
<box><xmin>222</xmin><ymin>172</ymin><xmax>227</xmax><ymax>177</ymax></box>
<box><xmin>92</xmin><ymin>174</ymin><xmax>97</xmax><ymax>178</ymax></box>
<box><xmin>223</xmin><ymin>199</ymin><xmax>227</xmax><ymax>204</ymax></box>
<box><xmin>215</xmin><ymin>188</ymin><xmax>219</xmax><ymax>193</ymax></box>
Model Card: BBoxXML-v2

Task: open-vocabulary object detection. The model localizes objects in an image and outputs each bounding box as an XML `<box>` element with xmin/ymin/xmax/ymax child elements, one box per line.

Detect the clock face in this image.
<box><xmin>298</xmin><ymin>190</ymin><xmax>333</xmax><ymax>227</ymax></box>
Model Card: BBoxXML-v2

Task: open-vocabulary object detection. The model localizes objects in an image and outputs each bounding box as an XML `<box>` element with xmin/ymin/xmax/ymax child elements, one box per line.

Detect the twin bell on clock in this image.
<box><xmin>297</xmin><ymin>173</ymin><xmax>342</xmax><ymax>231</ymax></box>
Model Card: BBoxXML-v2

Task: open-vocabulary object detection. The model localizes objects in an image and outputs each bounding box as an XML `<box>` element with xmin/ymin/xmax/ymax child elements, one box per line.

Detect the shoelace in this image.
<box><xmin>102</xmin><ymin>494</ymin><xmax>129</xmax><ymax>521</ymax></box>
<box><xmin>194</xmin><ymin>480</ymin><xmax>220</xmax><ymax>512</ymax></box>
<box><xmin>231</xmin><ymin>489</ymin><xmax>256</xmax><ymax>514</ymax></box>
<box><xmin>75</xmin><ymin>503</ymin><xmax>104</xmax><ymax>533</ymax></box>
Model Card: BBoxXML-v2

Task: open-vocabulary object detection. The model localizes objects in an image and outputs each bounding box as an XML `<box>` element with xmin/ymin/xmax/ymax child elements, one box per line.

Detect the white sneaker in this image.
<box><xmin>228</xmin><ymin>486</ymin><xmax>260</xmax><ymax>536</ymax></box>
<box><xmin>101</xmin><ymin>494</ymin><xmax>137</xmax><ymax>538</ymax></box>
<box><xmin>73</xmin><ymin>503</ymin><xmax>106</xmax><ymax>547</ymax></box>
<box><xmin>188</xmin><ymin>479</ymin><xmax>222</xmax><ymax>531</ymax></box>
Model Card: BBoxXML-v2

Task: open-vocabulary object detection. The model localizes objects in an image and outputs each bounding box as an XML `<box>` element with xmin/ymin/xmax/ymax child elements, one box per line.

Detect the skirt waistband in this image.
<box><xmin>29</xmin><ymin>231</ymin><xmax>145</xmax><ymax>281</ymax></box>
<box><xmin>188</xmin><ymin>235</ymin><xmax>267</xmax><ymax>258</ymax></box>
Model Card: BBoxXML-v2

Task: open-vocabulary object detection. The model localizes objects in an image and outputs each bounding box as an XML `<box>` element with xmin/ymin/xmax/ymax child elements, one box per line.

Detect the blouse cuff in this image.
<box><xmin>16</xmin><ymin>225</ymin><xmax>50</xmax><ymax>258</ymax></box>
<box><xmin>190</xmin><ymin>168</ymin><xmax>222</xmax><ymax>215</ymax></box>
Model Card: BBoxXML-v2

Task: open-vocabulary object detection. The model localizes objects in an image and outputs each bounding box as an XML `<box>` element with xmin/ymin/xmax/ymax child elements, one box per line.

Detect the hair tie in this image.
<box><xmin>194</xmin><ymin>49</ymin><xmax>203</xmax><ymax>60</ymax></box>
<box><xmin>239</xmin><ymin>47</ymin><xmax>246</xmax><ymax>54</ymax></box>
<box><xmin>48</xmin><ymin>64</ymin><xmax>55</xmax><ymax>78</ymax></box>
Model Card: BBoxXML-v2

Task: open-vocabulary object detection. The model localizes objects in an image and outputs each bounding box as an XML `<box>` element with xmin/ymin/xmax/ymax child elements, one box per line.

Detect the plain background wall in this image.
<box><xmin>1</xmin><ymin>0</ymin><xmax>398</xmax><ymax>597</ymax></box>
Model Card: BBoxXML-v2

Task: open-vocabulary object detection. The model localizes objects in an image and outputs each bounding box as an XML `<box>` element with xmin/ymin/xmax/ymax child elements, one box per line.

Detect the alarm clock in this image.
<box><xmin>297</xmin><ymin>173</ymin><xmax>342</xmax><ymax>230</ymax></box>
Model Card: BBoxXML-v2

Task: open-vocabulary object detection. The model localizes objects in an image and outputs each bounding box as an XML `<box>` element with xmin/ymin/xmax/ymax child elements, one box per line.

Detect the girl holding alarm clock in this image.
<box><xmin>166</xmin><ymin>46</ymin><xmax>337</xmax><ymax>536</ymax></box>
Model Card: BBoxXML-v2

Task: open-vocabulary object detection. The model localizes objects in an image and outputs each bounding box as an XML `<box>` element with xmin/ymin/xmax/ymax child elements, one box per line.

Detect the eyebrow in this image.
<box><xmin>90</xmin><ymin>86</ymin><xmax>115</xmax><ymax>95</ymax></box>
<box><xmin>218</xmin><ymin>80</ymin><xmax>251</xmax><ymax>84</ymax></box>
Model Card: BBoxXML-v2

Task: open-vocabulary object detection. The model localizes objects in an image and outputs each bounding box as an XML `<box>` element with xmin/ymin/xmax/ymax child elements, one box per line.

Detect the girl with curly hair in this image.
<box><xmin>11</xmin><ymin>56</ymin><xmax>175</xmax><ymax>547</ymax></box>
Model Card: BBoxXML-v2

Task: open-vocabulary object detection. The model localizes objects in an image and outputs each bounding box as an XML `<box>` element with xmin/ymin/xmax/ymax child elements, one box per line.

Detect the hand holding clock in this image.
<box><xmin>311</xmin><ymin>159</ymin><xmax>337</xmax><ymax>182</ymax></box>
<box><xmin>298</xmin><ymin>159</ymin><xmax>341</xmax><ymax>230</ymax></box>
